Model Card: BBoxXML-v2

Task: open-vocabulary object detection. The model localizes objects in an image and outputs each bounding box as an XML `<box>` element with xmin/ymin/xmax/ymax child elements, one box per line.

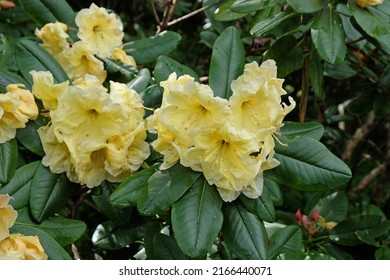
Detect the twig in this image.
<box><xmin>71</xmin><ymin>243</ymin><xmax>81</xmax><ymax>260</ymax></box>
<box><xmin>167</xmin><ymin>0</ymin><xmax>224</xmax><ymax>27</ymax></box>
<box><xmin>349</xmin><ymin>163</ymin><xmax>386</xmax><ymax>197</ymax></box>
<box><xmin>342</xmin><ymin>111</ymin><xmax>375</xmax><ymax>162</ymax></box>
<box><xmin>158</xmin><ymin>0</ymin><xmax>178</xmax><ymax>33</ymax></box>
<box><xmin>150</xmin><ymin>0</ymin><xmax>161</xmax><ymax>25</ymax></box>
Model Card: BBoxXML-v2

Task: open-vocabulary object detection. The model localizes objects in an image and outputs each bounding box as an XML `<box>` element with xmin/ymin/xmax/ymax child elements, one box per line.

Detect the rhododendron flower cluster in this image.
<box><xmin>32</xmin><ymin>71</ymin><xmax>150</xmax><ymax>188</ymax></box>
<box><xmin>0</xmin><ymin>84</ymin><xmax>38</xmax><ymax>143</ymax></box>
<box><xmin>0</xmin><ymin>194</ymin><xmax>47</xmax><ymax>260</ymax></box>
<box><xmin>35</xmin><ymin>3</ymin><xmax>135</xmax><ymax>83</ymax></box>
<box><xmin>148</xmin><ymin>60</ymin><xmax>295</xmax><ymax>202</ymax></box>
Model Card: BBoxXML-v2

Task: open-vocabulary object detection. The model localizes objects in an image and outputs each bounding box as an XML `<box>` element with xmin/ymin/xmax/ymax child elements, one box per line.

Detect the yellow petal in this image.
<box><xmin>0</xmin><ymin>194</ymin><xmax>18</xmax><ymax>241</ymax></box>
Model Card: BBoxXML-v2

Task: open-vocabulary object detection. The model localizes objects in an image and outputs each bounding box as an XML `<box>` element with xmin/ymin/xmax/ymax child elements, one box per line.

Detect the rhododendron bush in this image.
<box><xmin>0</xmin><ymin>0</ymin><xmax>390</xmax><ymax>260</ymax></box>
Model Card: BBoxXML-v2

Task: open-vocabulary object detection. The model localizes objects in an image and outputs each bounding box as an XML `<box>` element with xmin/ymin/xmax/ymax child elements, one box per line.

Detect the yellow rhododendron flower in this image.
<box><xmin>355</xmin><ymin>0</ymin><xmax>383</xmax><ymax>8</ymax></box>
<box><xmin>60</xmin><ymin>41</ymin><xmax>107</xmax><ymax>82</ymax></box>
<box><xmin>112</xmin><ymin>47</ymin><xmax>136</xmax><ymax>67</ymax></box>
<box><xmin>37</xmin><ymin>77</ymin><xmax>150</xmax><ymax>188</ymax></box>
<box><xmin>149</xmin><ymin>59</ymin><xmax>295</xmax><ymax>202</ymax></box>
<box><xmin>0</xmin><ymin>234</ymin><xmax>48</xmax><ymax>260</ymax></box>
<box><xmin>31</xmin><ymin>71</ymin><xmax>69</xmax><ymax>110</ymax></box>
<box><xmin>72</xmin><ymin>74</ymin><xmax>107</xmax><ymax>91</ymax></box>
<box><xmin>0</xmin><ymin>194</ymin><xmax>17</xmax><ymax>241</ymax></box>
<box><xmin>35</xmin><ymin>22</ymin><xmax>69</xmax><ymax>58</ymax></box>
<box><xmin>76</xmin><ymin>3</ymin><xmax>124</xmax><ymax>58</ymax></box>
<box><xmin>0</xmin><ymin>85</ymin><xmax>38</xmax><ymax>143</ymax></box>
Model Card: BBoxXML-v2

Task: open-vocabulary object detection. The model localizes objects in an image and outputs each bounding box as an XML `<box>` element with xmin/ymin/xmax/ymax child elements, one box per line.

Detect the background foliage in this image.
<box><xmin>1</xmin><ymin>0</ymin><xmax>390</xmax><ymax>260</ymax></box>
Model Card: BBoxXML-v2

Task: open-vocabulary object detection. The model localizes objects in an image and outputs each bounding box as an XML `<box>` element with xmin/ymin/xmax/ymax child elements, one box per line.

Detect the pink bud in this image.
<box><xmin>295</xmin><ymin>209</ymin><xmax>303</xmax><ymax>222</ymax></box>
<box><xmin>301</xmin><ymin>215</ymin><xmax>308</xmax><ymax>228</ymax></box>
<box><xmin>311</xmin><ymin>209</ymin><xmax>320</xmax><ymax>222</ymax></box>
<box><xmin>0</xmin><ymin>1</ymin><xmax>15</xmax><ymax>9</ymax></box>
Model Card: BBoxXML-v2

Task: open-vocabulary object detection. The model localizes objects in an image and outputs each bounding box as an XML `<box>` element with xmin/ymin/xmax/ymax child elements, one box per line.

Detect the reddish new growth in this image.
<box><xmin>295</xmin><ymin>209</ymin><xmax>320</xmax><ymax>235</ymax></box>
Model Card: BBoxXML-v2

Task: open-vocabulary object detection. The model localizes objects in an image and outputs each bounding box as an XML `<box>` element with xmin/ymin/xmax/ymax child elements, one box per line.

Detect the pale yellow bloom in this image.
<box><xmin>31</xmin><ymin>71</ymin><xmax>69</xmax><ymax>110</ymax></box>
<box><xmin>355</xmin><ymin>0</ymin><xmax>383</xmax><ymax>7</ymax></box>
<box><xmin>60</xmin><ymin>41</ymin><xmax>107</xmax><ymax>82</ymax></box>
<box><xmin>35</xmin><ymin>22</ymin><xmax>69</xmax><ymax>58</ymax></box>
<box><xmin>0</xmin><ymin>234</ymin><xmax>48</xmax><ymax>260</ymax></box>
<box><xmin>0</xmin><ymin>85</ymin><xmax>38</xmax><ymax>143</ymax></box>
<box><xmin>72</xmin><ymin>74</ymin><xmax>107</xmax><ymax>91</ymax></box>
<box><xmin>76</xmin><ymin>3</ymin><xmax>124</xmax><ymax>58</ymax></box>
<box><xmin>0</xmin><ymin>194</ymin><xmax>17</xmax><ymax>241</ymax></box>
<box><xmin>112</xmin><ymin>47</ymin><xmax>136</xmax><ymax>66</ymax></box>
<box><xmin>38</xmin><ymin>79</ymin><xmax>150</xmax><ymax>188</ymax></box>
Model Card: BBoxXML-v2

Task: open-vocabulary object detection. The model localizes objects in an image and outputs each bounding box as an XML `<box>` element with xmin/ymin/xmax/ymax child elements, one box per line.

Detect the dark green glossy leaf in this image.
<box><xmin>37</xmin><ymin>217</ymin><xmax>86</xmax><ymax>246</ymax></box>
<box><xmin>153</xmin><ymin>233</ymin><xmax>188</xmax><ymax>260</ymax></box>
<box><xmin>29</xmin><ymin>164</ymin><xmax>70</xmax><ymax>222</ymax></box>
<box><xmin>310</xmin><ymin>192</ymin><xmax>348</xmax><ymax>222</ymax></box>
<box><xmin>103</xmin><ymin>57</ymin><xmax>138</xmax><ymax>81</ymax></box>
<box><xmin>92</xmin><ymin>182</ymin><xmax>132</xmax><ymax>226</ymax></box>
<box><xmin>20</xmin><ymin>0</ymin><xmax>76</xmax><ymax>31</ymax></box>
<box><xmin>351</xmin><ymin>3</ymin><xmax>390</xmax><ymax>52</ymax></box>
<box><xmin>123</xmin><ymin>31</ymin><xmax>182</xmax><ymax>65</ymax></box>
<box><xmin>251</xmin><ymin>10</ymin><xmax>298</xmax><ymax>37</ymax></box>
<box><xmin>127</xmin><ymin>68</ymin><xmax>151</xmax><ymax>94</ymax></box>
<box><xmin>263</xmin><ymin>35</ymin><xmax>303</xmax><ymax>77</ymax></box>
<box><xmin>0</xmin><ymin>70</ymin><xmax>28</xmax><ymax>93</ymax></box>
<box><xmin>154</xmin><ymin>55</ymin><xmax>199</xmax><ymax>86</ymax></box>
<box><xmin>322</xmin><ymin>243</ymin><xmax>354</xmax><ymax>260</ymax></box>
<box><xmin>222</xmin><ymin>202</ymin><xmax>268</xmax><ymax>260</ymax></box>
<box><xmin>0</xmin><ymin>161</ymin><xmax>40</xmax><ymax>209</ymax></box>
<box><xmin>323</xmin><ymin>61</ymin><xmax>357</xmax><ymax>79</ymax></box>
<box><xmin>268</xmin><ymin>137</ymin><xmax>352</xmax><ymax>191</ymax></box>
<box><xmin>141</xmin><ymin>85</ymin><xmax>163</xmax><ymax>111</ymax></box>
<box><xmin>92</xmin><ymin>221</ymin><xmax>143</xmax><ymax>250</ymax></box>
<box><xmin>309</xmin><ymin>48</ymin><xmax>324</xmax><ymax>99</ymax></box>
<box><xmin>11</xmin><ymin>223</ymin><xmax>72</xmax><ymax>260</ymax></box>
<box><xmin>311</xmin><ymin>7</ymin><xmax>346</xmax><ymax>65</ymax></box>
<box><xmin>375</xmin><ymin>246</ymin><xmax>390</xmax><ymax>260</ymax></box>
<box><xmin>209</xmin><ymin>26</ymin><xmax>245</xmax><ymax>99</ymax></box>
<box><xmin>172</xmin><ymin>177</ymin><xmax>223</xmax><ymax>258</ymax></box>
<box><xmin>231</xmin><ymin>0</ymin><xmax>273</xmax><ymax>13</ymax></box>
<box><xmin>200</xmin><ymin>30</ymin><xmax>218</xmax><ymax>49</ymax></box>
<box><xmin>329</xmin><ymin>215</ymin><xmax>388</xmax><ymax>246</ymax></box>
<box><xmin>0</xmin><ymin>34</ymin><xmax>11</xmax><ymax>68</ymax></box>
<box><xmin>16</xmin><ymin>38</ymin><xmax>69</xmax><ymax>85</ymax></box>
<box><xmin>263</xmin><ymin>175</ymin><xmax>282</xmax><ymax>206</ymax></box>
<box><xmin>110</xmin><ymin>164</ymin><xmax>160</xmax><ymax>208</ymax></box>
<box><xmin>0</xmin><ymin>139</ymin><xmax>18</xmax><ymax>185</ymax></box>
<box><xmin>240</xmin><ymin>186</ymin><xmax>275</xmax><ymax>223</ymax></box>
<box><xmin>16</xmin><ymin>120</ymin><xmax>45</xmax><ymax>156</ymax></box>
<box><xmin>143</xmin><ymin>221</ymin><xmax>162</xmax><ymax>260</ymax></box>
<box><xmin>137</xmin><ymin>163</ymin><xmax>201</xmax><ymax>215</ymax></box>
<box><xmin>268</xmin><ymin>225</ymin><xmax>303</xmax><ymax>259</ymax></box>
<box><xmin>214</xmin><ymin>0</ymin><xmax>246</xmax><ymax>21</ymax></box>
<box><xmin>281</xmin><ymin>121</ymin><xmax>324</xmax><ymax>140</ymax></box>
<box><xmin>287</xmin><ymin>0</ymin><xmax>325</xmax><ymax>13</ymax></box>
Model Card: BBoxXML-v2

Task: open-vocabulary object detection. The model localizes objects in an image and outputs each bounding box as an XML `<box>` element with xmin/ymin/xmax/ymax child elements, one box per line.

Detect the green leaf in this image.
<box><xmin>153</xmin><ymin>233</ymin><xmax>188</xmax><ymax>260</ymax></box>
<box><xmin>375</xmin><ymin>246</ymin><xmax>390</xmax><ymax>260</ymax></box>
<box><xmin>123</xmin><ymin>31</ymin><xmax>182</xmax><ymax>65</ymax></box>
<box><xmin>310</xmin><ymin>192</ymin><xmax>348</xmax><ymax>222</ymax></box>
<box><xmin>127</xmin><ymin>68</ymin><xmax>151</xmax><ymax>94</ymax></box>
<box><xmin>200</xmin><ymin>30</ymin><xmax>218</xmax><ymax>49</ymax></box>
<box><xmin>0</xmin><ymin>34</ymin><xmax>11</xmax><ymax>68</ymax></box>
<box><xmin>231</xmin><ymin>0</ymin><xmax>273</xmax><ymax>13</ymax></box>
<box><xmin>29</xmin><ymin>164</ymin><xmax>70</xmax><ymax>222</ymax></box>
<box><xmin>287</xmin><ymin>0</ymin><xmax>324</xmax><ymax>13</ymax></box>
<box><xmin>16</xmin><ymin>38</ymin><xmax>69</xmax><ymax>85</ymax></box>
<box><xmin>11</xmin><ymin>223</ymin><xmax>72</xmax><ymax>260</ymax></box>
<box><xmin>154</xmin><ymin>55</ymin><xmax>199</xmax><ymax>86</ymax></box>
<box><xmin>268</xmin><ymin>136</ymin><xmax>352</xmax><ymax>191</ymax></box>
<box><xmin>16</xmin><ymin>118</ymin><xmax>46</xmax><ymax>156</ymax></box>
<box><xmin>209</xmin><ymin>26</ymin><xmax>245</xmax><ymax>99</ymax></box>
<box><xmin>0</xmin><ymin>139</ymin><xmax>18</xmax><ymax>185</ymax></box>
<box><xmin>137</xmin><ymin>163</ymin><xmax>201</xmax><ymax>215</ymax></box>
<box><xmin>329</xmin><ymin>215</ymin><xmax>388</xmax><ymax>246</ymax></box>
<box><xmin>171</xmin><ymin>177</ymin><xmax>223</xmax><ymax>258</ymax></box>
<box><xmin>311</xmin><ymin>7</ymin><xmax>346</xmax><ymax>65</ymax></box>
<box><xmin>281</xmin><ymin>121</ymin><xmax>324</xmax><ymax>140</ymax></box>
<box><xmin>251</xmin><ymin>10</ymin><xmax>298</xmax><ymax>38</ymax></box>
<box><xmin>263</xmin><ymin>175</ymin><xmax>283</xmax><ymax>206</ymax></box>
<box><xmin>214</xmin><ymin>0</ymin><xmax>246</xmax><ymax>21</ymax></box>
<box><xmin>92</xmin><ymin>221</ymin><xmax>143</xmax><ymax>250</ymax></box>
<box><xmin>240</xmin><ymin>186</ymin><xmax>275</xmax><ymax>223</ymax></box>
<box><xmin>351</xmin><ymin>3</ymin><xmax>390</xmax><ymax>52</ymax></box>
<box><xmin>103</xmin><ymin>57</ymin><xmax>138</xmax><ymax>81</ymax></box>
<box><xmin>222</xmin><ymin>202</ymin><xmax>268</xmax><ymax>260</ymax></box>
<box><xmin>143</xmin><ymin>221</ymin><xmax>162</xmax><ymax>260</ymax></box>
<box><xmin>37</xmin><ymin>217</ymin><xmax>86</xmax><ymax>246</ymax></box>
<box><xmin>268</xmin><ymin>225</ymin><xmax>303</xmax><ymax>259</ymax></box>
<box><xmin>322</xmin><ymin>243</ymin><xmax>354</xmax><ymax>260</ymax></box>
<box><xmin>20</xmin><ymin>0</ymin><xmax>76</xmax><ymax>30</ymax></box>
<box><xmin>0</xmin><ymin>70</ymin><xmax>28</xmax><ymax>92</ymax></box>
<box><xmin>92</xmin><ymin>182</ymin><xmax>133</xmax><ymax>226</ymax></box>
<box><xmin>309</xmin><ymin>48</ymin><xmax>324</xmax><ymax>99</ymax></box>
<box><xmin>0</xmin><ymin>161</ymin><xmax>40</xmax><ymax>209</ymax></box>
<box><xmin>323</xmin><ymin>61</ymin><xmax>357</xmax><ymax>79</ymax></box>
<box><xmin>263</xmin><ymin>35</ymin><xmax>303</xmax><ymax>77</ymax></box>
<box><xmin>110</xmin><ymin>164</ymin><xmax>160</xmax><ymax>208</ymax></box>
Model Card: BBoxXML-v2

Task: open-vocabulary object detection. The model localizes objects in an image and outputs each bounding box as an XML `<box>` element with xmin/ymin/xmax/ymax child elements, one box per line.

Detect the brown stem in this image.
<box><xmin>158</xmin><ymin>0</ymin><xmax>178</xmax><ymax>33</ymax></box>
<box><xmin>150</xmin><ymin>0</ymin><xmax>161</xmax><ymax>25</ymax></box>
<box><xmin>349</xmin><ymin>163</ymin><xmax>386</xmax><ymax>197</ymax></box>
